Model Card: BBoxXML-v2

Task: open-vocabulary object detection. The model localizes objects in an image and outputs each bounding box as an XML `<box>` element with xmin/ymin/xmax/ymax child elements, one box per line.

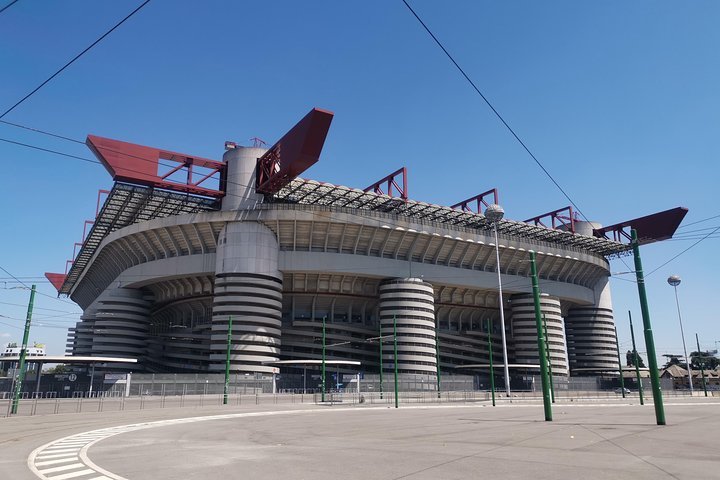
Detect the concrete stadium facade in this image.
<box><xmin>59</xmin><ymin>136</ymin><xmax>627</xmax><ymax>385</ymax></box>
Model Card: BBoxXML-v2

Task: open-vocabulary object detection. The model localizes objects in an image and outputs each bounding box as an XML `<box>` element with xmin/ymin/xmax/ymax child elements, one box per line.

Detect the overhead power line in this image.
<box><xmin>646</xmin><ymin>225</ymin><xmax>720</xmax><ymax>276</ymax></box>
<box><xmin>401</xmin><ymin>0</ymin><xmax>589</xmax><ymax>223</ymax></box>
<box><xmin>0</xmin><ymin>0</ymin><xmax>20</xmax><ymax>16</ymax></box>
<box><xmin>0</xmin><ymin>0</ymin><xmax>151</xmax><ymax>119</ymax></box>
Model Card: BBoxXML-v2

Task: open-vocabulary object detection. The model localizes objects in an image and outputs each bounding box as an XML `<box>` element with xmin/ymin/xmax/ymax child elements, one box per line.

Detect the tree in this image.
<box><xmin>626</xmin><ymin>350</ymin><xmax>646</xmax><ymax>368</ymax></box>
<box><xmin>690</xmin><ymin>351</ymin><xmax>720</xmax><ymax>370</ymax></box>
<box><xmin>44</xmin><ymin>364</ymin><xmax>68</xmax><ymax>374</ymax></box>
<box><xmin>662</xmin><ymin>354</ymin><xmax>684</xmax><ymax>369</ymax></box>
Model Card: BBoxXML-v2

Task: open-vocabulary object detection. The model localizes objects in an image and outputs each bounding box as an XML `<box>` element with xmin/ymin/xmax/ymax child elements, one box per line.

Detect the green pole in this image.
<box><xmin>223</xmin><ymin>315</ymin><xmax>233</xmax><ymax>405</ymax></box>
<box><xmin>379</xmin><ymin>322</ymin><xmax>384</xmax><ymax>400</ymax></box>
<box><xmin>11</xmin><ymin>284</ymin><xmax>36</xmax><ymax>415</ymax></box>
<box><xmin>631</xmin><ymin>229</ymin><xmax>665</xmax><ymax>425</ymax></box>
<box><xmin>615</xmin><ymin>325</ymin><xmax>626</xmax><ymax>398</ymax></box>
<box><xmin>529</xmin><ymin>252</ymin><xmax>552</xmax><ymax>421</ymax></box>
<box><xmin>435</xmin><ymin>319</ymin><xmax>441</xmax><ymax>399</ymax></box>
<box><xmin>322</xmin><ymin>315</ymin><xmax>326</xmax><ymax>403</ymax></box>
<box><xmin>543</xmin><ymin>314</ymin><xmax>555</xmax><ymax>403</ymax></box>
<box><xmin>628</xmin><ymin>311</ymin><xmax>644</xmax><ymax>405</ymax></box>
<box><xmin>487</xmin><ymin>318</ymin><xmax>496</xmax><ymax>406</ymax></box>
<box><xmin>696</xmin><ymin>333</ymin><xmax>708</xmax><ymax>397</ymax></box>
<box><xmin>393</xmin><ymin>314</ymin><xmax>399</xmax><ymax>409</ymax></box>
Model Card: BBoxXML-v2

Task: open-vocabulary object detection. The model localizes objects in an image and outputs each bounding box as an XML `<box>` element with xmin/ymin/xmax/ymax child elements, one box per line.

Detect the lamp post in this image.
<box><xmin>695</xmin><ymin>333</ymin><xmax>708</xmax><ymax>397</ymax></box>
<box><xmin>223</xmin><ymin>315</ymin><xmax>233</xmax><ymax>405</ymax></box>
<box><xmin>321</xmin><ymin>315</ymin><xmax>327</xmax><ymax>402</ymax></box>
<box><xmin>487</xmin><ymin>318</ymin><xmax>496</xmax><ymax>406</ymax></box>
<box><xmin>667</xmin><ymin>275</ymin><xmax>693</xmax><ymax>394</ymax></box>
<box><xmin>485</xmin><ymin>204</ymin><xmax>511</xmax><ymax>396</ymax></box>
<box><xmin>529</xmin><ymin>252</ymin><xmax>552</xmax><ymax>421</ymax></box>
<box><xmin>631</xmin><ymin>229</ymin><xmax>665</xmax><ymax>425</ymax></box>
<box><xmin>628</xmin><ymin>311</ymin><xmax>644</xmax><ymax>405</ymax></box>
<box><xmin>11</xmin><ymin>285</ymin><xmax>36</xmax><ymax>415</ymax></box>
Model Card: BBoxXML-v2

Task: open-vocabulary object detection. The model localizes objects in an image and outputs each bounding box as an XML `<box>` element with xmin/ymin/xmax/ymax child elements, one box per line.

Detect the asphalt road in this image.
<box><xmin>3</xmin><ymin>398</ymin><xmax>720</xmax><ymax>480</ymax></box>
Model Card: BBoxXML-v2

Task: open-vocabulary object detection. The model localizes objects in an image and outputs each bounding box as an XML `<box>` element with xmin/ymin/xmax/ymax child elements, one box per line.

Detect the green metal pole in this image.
<box><xmin>435</xmin><ymin>319</ymin><xmax>441</xmax><ymax>399</ymax></box>
<box><xmin>529</xmin><ymin>252</ymin><xmax>552</xmax><ymax>421</ymax></box>
<box><xmin>223</xmin><ymin>315</ymin><xmax>233</xmax><ymax>405</ymax></box>
<box><xmin>322</xmin><ymin>315</ymin><xmax>326</xmax><ymax>403</ymax></box>
<box><xmin>393</xmin><ymin>314</ymin><xmax>399</xmax><ymax>409</ymax></box>
<box><xmin>629</xmin><ymin>311</ymin><xmax>644</xmax><ymax>405</ymax></box>
<box><xmin>615</xmin><ymin>326</ymin><xmax>626</xmax><ymax>398</ymax></box>
<box><xmin>543</xmin><ymin>314</ymin><xmax>555</xmax><ymax>403</ymax></box>
<box><xmin>487</xmin><ymin>318</ymin><xmax>496</xmax><ymax>406</ymax></box>
<box><xmin>379</xmin><ymin>322</ymin><xmax>384</xmax><ymax>400</ymax></box>
<box><xmin>696</xmin><ymin>333</ymin><xmax>708</xmax><ymax>397</ymax></box>
<box><xmin>11</xmin><ymin>284</ymin><xmax>36</xmax><ymax>415</ymax></box>
<box><xmin>631</xmin><ymin>229</ymin><xmax>665</xmax><ymax>425</ymax></box>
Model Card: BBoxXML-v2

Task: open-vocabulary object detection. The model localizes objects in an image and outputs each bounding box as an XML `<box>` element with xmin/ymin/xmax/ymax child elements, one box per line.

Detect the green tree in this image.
<box><xmin>626</xmin><ymin>350</ymin><xmax>646</xmax><ymax>368</ymax></box>
<box><xmin>690</xmin><ymin>351</ymin><xmax>719</xmax><ymax>370</ymax></box>
<box><xmin>44</xmin><ymin>364</ymin><xmax>68</xmax><ymax>374</ymax></box>
<box><xmin>662</xmin><ymin>354</ymin><xmax>684</xmax><ymax>369</ymax></box>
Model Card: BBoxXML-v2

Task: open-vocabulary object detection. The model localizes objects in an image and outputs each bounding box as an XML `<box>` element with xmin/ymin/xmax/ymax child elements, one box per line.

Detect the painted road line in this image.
<box><xmin>28</xmin><ymin>402</ymin><xmax>720</xmax><ymax>480</ymax></box>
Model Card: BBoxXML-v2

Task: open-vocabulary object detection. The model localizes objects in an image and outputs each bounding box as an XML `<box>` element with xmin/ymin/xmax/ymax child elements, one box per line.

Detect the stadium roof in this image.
<box><xmin>273</xmin><ymin>178</ymin><xmax>630</xmax><ymax>256</ymax></box>
<box><xmin>53</xmin><ymin>176</ymin><xmax>634</xmax><ymax>297</ymax></box>
<box><xmin>59</xmin><ymin>183</ymin><xmax>219</xmax><ymax>295</ymax></box>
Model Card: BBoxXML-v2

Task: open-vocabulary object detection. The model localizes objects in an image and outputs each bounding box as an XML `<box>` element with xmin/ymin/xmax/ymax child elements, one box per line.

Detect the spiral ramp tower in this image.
<box><xmin>378</xmin><ymin>278</ymin><xmax>437</xmax><ymax>375</ymax></box>
<box><xmin>509</xmin><ymin>293</ymin><xmax>569</xmax><ymax>376</ymax></box>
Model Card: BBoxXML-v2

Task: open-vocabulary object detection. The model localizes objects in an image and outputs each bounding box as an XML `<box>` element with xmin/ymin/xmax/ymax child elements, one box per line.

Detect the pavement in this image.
<box><xmin>2</xmin><ymin>397</ymin><xmax>719</xmax><ymax>480</ymax></box>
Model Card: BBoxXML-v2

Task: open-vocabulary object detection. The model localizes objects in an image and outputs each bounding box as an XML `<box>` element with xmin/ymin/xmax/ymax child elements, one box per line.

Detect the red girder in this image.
<box><xmin>86</xmin><ymin>135</ymin><xmax>226</xmax><ymax>198</ymax></box>
<box><xmin>44</xmin><ymin>273</ymin><xmax>67</xmax><ymax>292</ymax></box>
<box><xmin>96</xmin><ymin>189</ymin><xmax>110</xmax><ymax>217</ymax></box>
<box><xmin>525</xmin><ymin>206</ymin><xmax>576</xmax><ymax>233</ymax></box>
<box><xmin>450</xmin><ymin>189</ymin><xmax>499</xmax><ymax>213</ymax></box>
<box><xmin>363</xmin><ymin>167</ymin><xmax>408</xmax><ymax>200</ymax></box>
<box><xmin>256</xmin><ymin>108</ymin><xmax>334</xmax><ymax>194</ymax></box>
<box><xmin>593</xmin><ymin>207</ymin><xmax>688</xmax><ymax>245</ymax></box>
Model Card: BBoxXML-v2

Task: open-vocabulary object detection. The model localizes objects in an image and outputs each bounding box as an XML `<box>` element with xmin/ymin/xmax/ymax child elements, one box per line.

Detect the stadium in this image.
<box><xmin>45</xmin><ymin>108</ymin><xmax>686</xmax><ymax>387</ymax></box>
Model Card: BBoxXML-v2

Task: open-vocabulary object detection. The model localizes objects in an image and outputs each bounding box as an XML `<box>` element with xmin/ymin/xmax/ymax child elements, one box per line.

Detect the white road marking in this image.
<box><xmin>27</xmin><ymin>401</ymin><xmax>720</xmax><ymax>480</ymax></box>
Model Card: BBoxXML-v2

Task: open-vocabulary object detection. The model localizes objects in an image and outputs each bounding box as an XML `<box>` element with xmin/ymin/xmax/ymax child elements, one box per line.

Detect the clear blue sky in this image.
<box><xmin>1</xmin><ymin>1</ymin><xmax>718</xmax><ymax>364</ymax></box>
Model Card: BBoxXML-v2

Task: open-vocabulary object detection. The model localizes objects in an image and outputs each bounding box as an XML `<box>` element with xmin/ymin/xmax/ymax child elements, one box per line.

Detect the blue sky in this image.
<box><xmin>1</xmin><ymin>1</ymin><xmax>718</xmax><ymax>363</ymax></box>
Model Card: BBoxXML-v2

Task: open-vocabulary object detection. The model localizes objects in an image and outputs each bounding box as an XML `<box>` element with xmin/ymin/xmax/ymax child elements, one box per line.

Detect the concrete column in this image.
<box><xmin>221</xmin><ymin>146</ymin><xmax>267</xmax><ymax>211</ymax></box>
<box><xmin>79</xmin><ymin>288</ymin><xmax>151</xmax><ymax>371</ymax></box>
<box><xmin>565</xmin><ymin>276</ymin><xmax>617</xmax><ymax>374</ymax></box>
<box><xmin>378</xmin><ymin>278</ymin><xmax>437</xmax><ymax>375</ymax></box>
<box><xmin>510</xmin><ymin>293</ymin><xmax>569</xmax><ymax>376</ymax></box>
<box><xmin>210</xmin><ymin>222</ymin><xmax>282</xmax><ymax>374</ymax></box>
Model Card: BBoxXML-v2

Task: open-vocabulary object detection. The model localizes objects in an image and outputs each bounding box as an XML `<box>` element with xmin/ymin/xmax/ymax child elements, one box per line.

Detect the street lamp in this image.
<box><xmin>485</xmin><ymin>204</ymin><xmax>511</xmax><ymax>397</ymax></box>
<box><xmin>667</xmin><ymin>275</ymin><xmax>693</xmax><ymax>394</ymax></box>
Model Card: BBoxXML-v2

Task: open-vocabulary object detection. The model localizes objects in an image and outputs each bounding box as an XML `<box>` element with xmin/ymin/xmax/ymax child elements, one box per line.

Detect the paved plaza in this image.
<box><xmin>1</xmin><ymin>397</ymin><xmax>719</xmax><ymax>480</ymax></box>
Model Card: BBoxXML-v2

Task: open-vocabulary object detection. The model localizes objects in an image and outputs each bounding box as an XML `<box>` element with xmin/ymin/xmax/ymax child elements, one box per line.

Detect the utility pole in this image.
<box><xmin>529</xmin><ymin>252</ymin><xmax>552</xmax><ymax>421</ymax></box>
<box><xmin>487</xmin><ymin>318</ymin><xmax>496</xmax><ymax>406</ymax></box>
<box><xmin>379</xmin><ymin>322</ymin><xmax>384</xmax><ymax>400</ymax></box>
<box><xmin>628</xmin><ymin>311</ymin><xmax>644</xmax><ymax>405</ymax></box>
<box><xmin>631</xmin><ymin>229</ymin><xmax>665</xmax><ymax>425</ymax></box>
<box><xmin>321</xmin><ymin>316</ymin><xmax>326</xmax><ymax>403</ymax></box>
<box><xmin>696</xmin><ymin>333</ymin><xmax>708</xmax><ymax>397</ymax></box>
<box><xmin>223</xmin><ymin>315</ymin><xmax>233</xmax><ymax>405</ymax></box>
<box><xmin>615</xmin><ymin>325</ymin><xmax>626</xmax><ymax>398</ymax></box>
<box><xmin>11</xmin><ymin>284</ymin><xmax>36</xmax><ymax>415</ymax></box>
<box><xmin>393</xmin><ymin>315</ymin><xmax>399</xmax><ymax>409</ymax></box>
<box><xmin>543</xmin><ymin>314</ymin><xmax>555</xmax><ymax>403</ymax></box>
<box><xmin>435</xmin><ymin>319</ymin><xmax>441</xmax><ymax>399</ymax></box>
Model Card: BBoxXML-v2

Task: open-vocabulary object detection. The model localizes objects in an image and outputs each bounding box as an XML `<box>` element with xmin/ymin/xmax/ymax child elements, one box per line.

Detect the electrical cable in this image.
<box><xmin>0</xmin><ymin>0</ymin><xmax>19</xmax><ymax>15</ymax></box>
<box><xmin>676</xmin><ymin>213</ymin><xmax>720</xmax><ymax>230</ymax></box>
<box><xmin>0</xmin><ymin>0</ymin><xmax>151</xmax><ymax>119</ymax></box>
<box><xmin>646</xmin><ymin>225</ymin><xmax>720</xmax><ymax>276</ymax></box>
<box><xmin>0</xmin><ymin>266</ymin><xmax>79</xmax><ymax>306</ymax></box>
<box><xmin>401</xmin><ymin>0</ymin><xmax>590</xmax><ymax>222</ymax></box>
<box><xmin>0</xmin><ymin>119</ymin><xmax>84</xmax><ymax>144</ymax></box>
